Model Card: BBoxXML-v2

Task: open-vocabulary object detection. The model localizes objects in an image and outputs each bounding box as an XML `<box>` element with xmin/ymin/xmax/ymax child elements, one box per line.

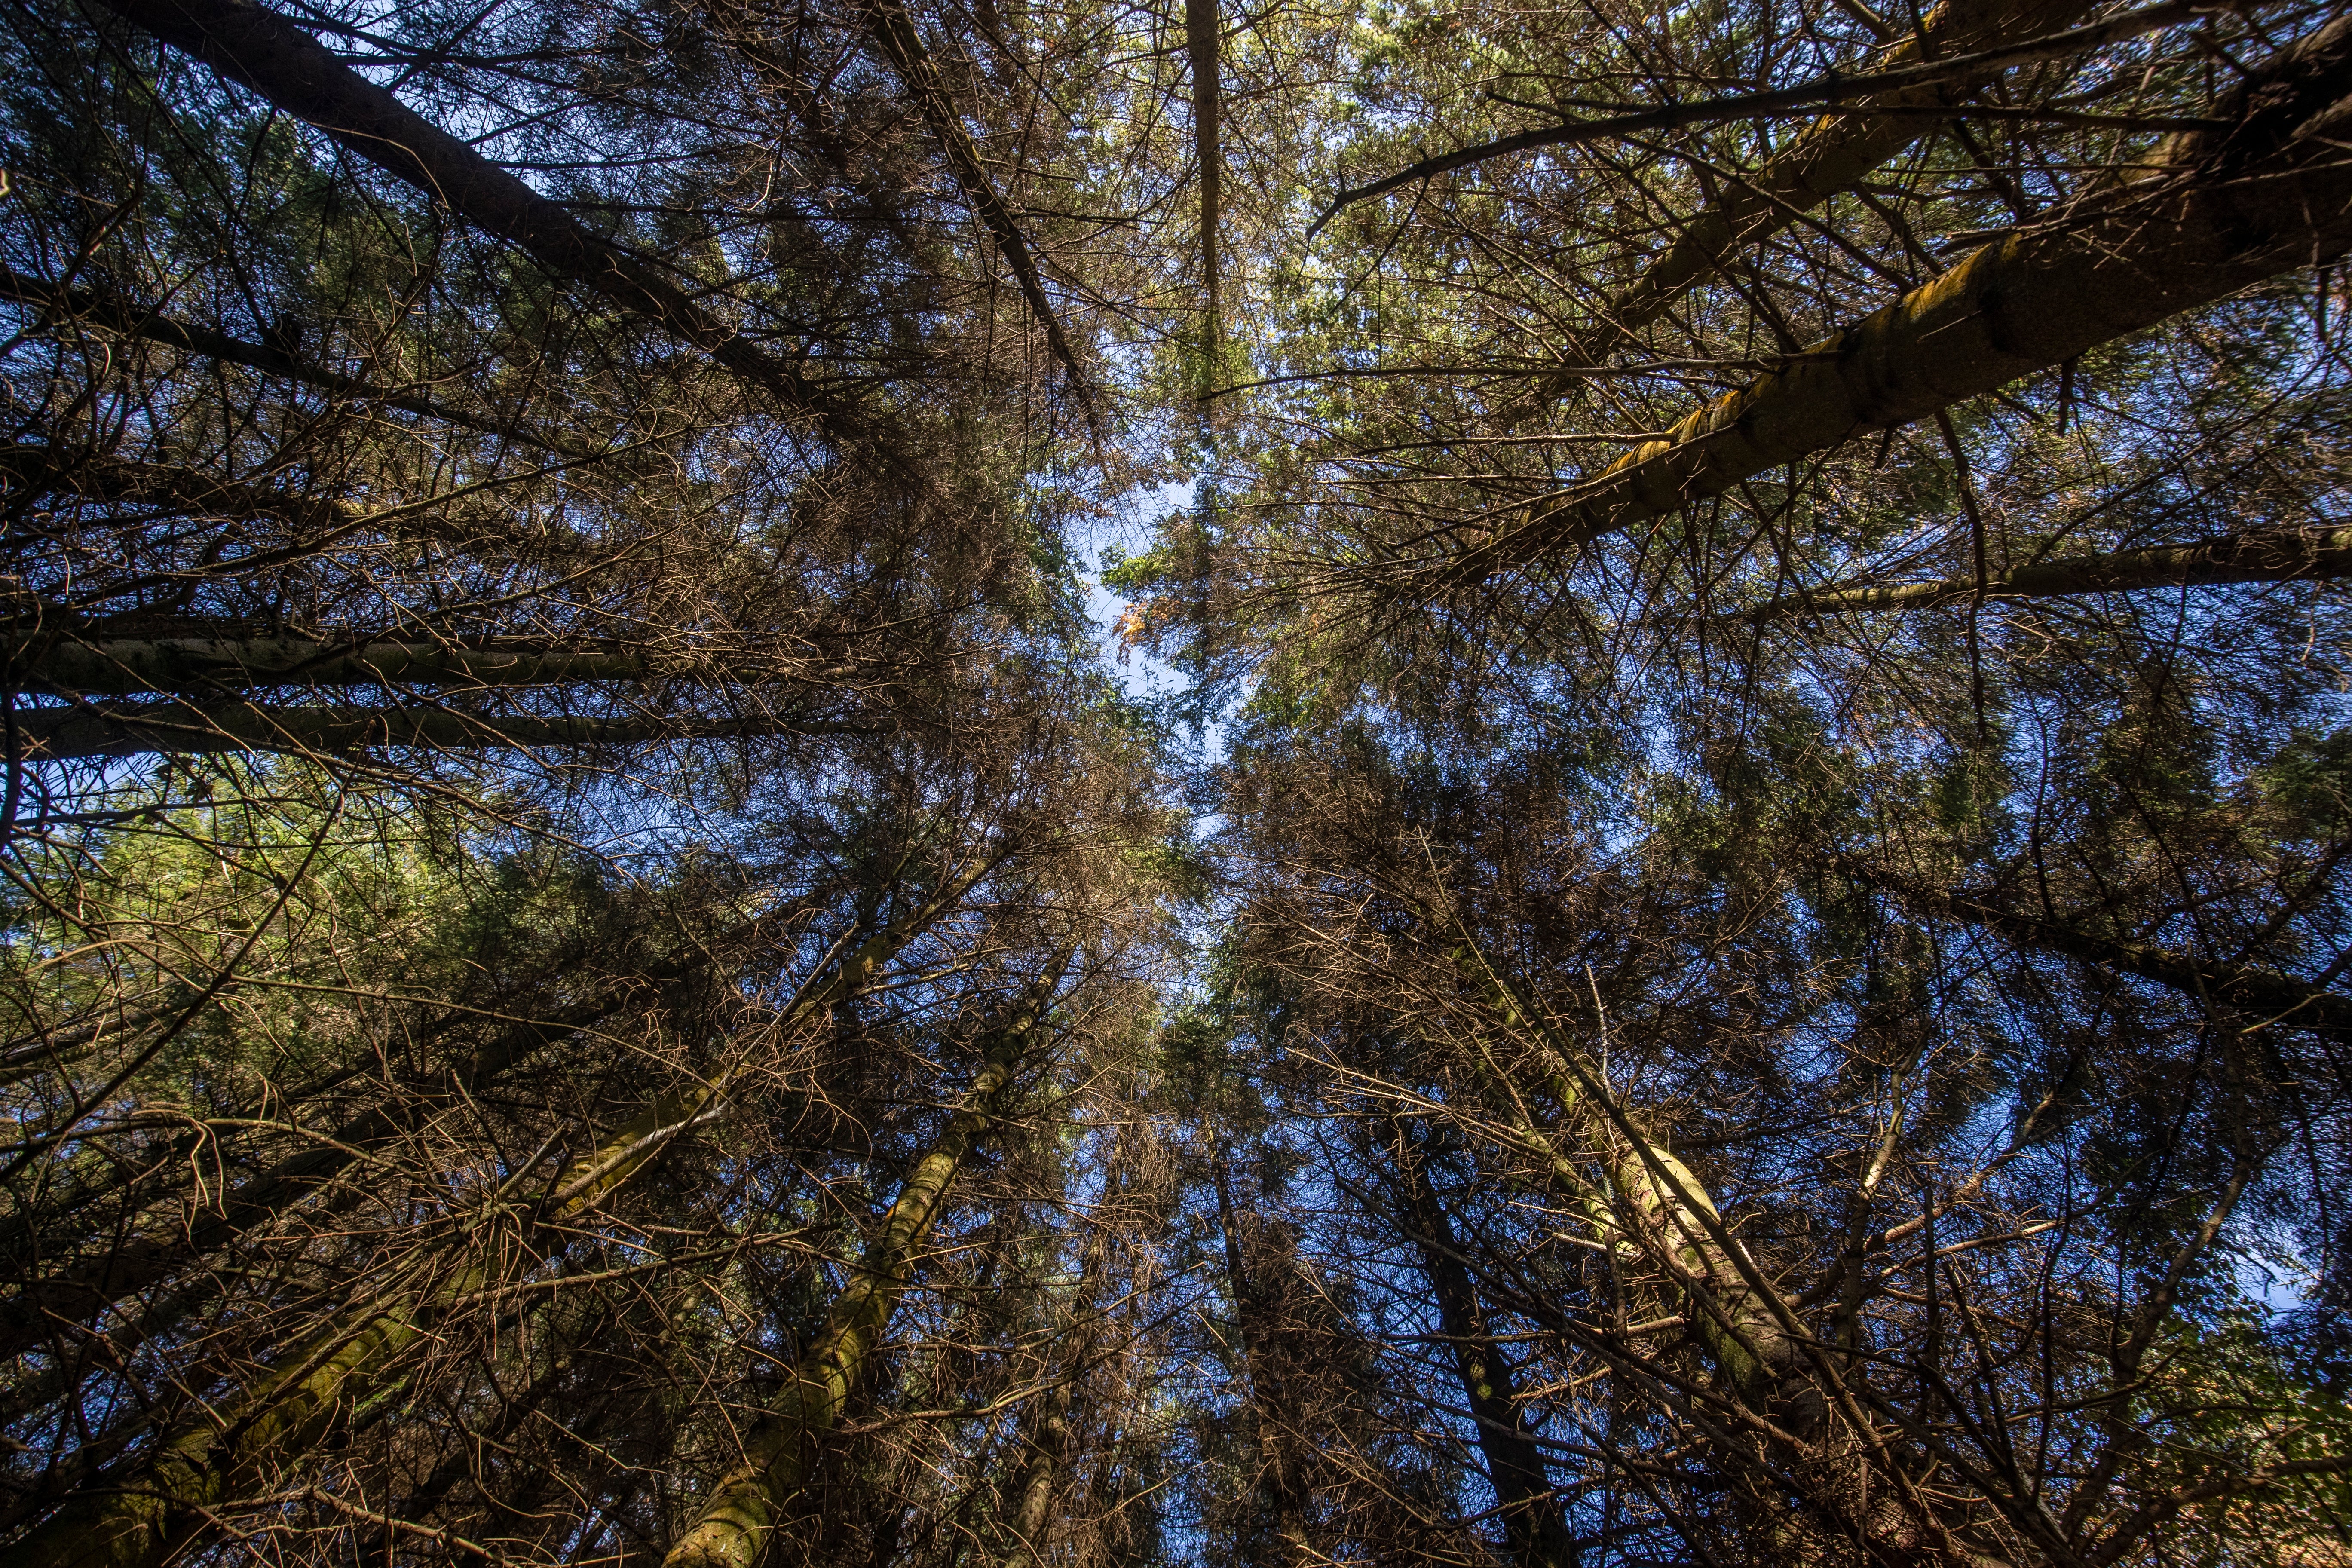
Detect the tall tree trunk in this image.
<box><xmin>1722</xmin><ymin>523</ymin><xmax>2352</xmax><ymax>622</ymax></box>
<box><xmin>850</xmin><ymin>0</ymin><xmax>1088</xmax><ymax>399</ymax></box>
<box><xmin>12</xmin><ymin>700</ymin><xmax>889</xmax><ymax>760</ymax></box>
<box><xmin>1569</xmin><ymin>0</ymin><xmax>2091</xmax><ymax>368</ymax></box>
<box><xmin>998</xmin><ymin>1270</ymin><xmax>1102</xmax><ymax>1563</ymax></box>
<box><xmin>0</xmin><ymin>445</ymin><xmax>650</xmax><ymax>571</ymax></box>
<box><xmin>1003</xmin><ymin>1344</ymin><xmax>1078</xmax><ymax>1565</ymax></box>
<box><xmin>1212</xmin><ymin>1149</ymin><xmax>1316</xmax><ymax>1568</ymax></box>
<box><xmin>93</xmin><ymin>0</ymin><xmax>863</xmax><ymax>444</ymax></box>
<box><xmin>658</xmin><ymin>986</ymin><xmax>1057</xmax><ymax>1568</ymax></box>
<box><xmin>1385</xmin><ymin>1135</ymin><xmax>1576</xmax><ymax>1568</ymax></box>
<box><xmin>1446</xmin><ymin>932</ymin><xmax>1808</xmax><ymax>1417</ymax></box>
<box><xmin>0</xmin><ymin>931</ymin><xmax>737</xmax><ymax>1364</ymax></box>
<box><xmin>1186</xmin><ymin>0</ymin><xmax>1221</xmax><ymax>386</ymax></box>
<box><xmin>16</xmin><ymin>637</ymin><xmax>677</xmax><ymax>695</ymax></box>
<box><xmin>1459</xmin><ymin>15</ymin><xmax>2352</xmax><ymax>579</ymax></box>
<box><xmin>1441</xmin><ymin>926</ymin><xmax>2050</xmax><ymax>1567</ymax></box>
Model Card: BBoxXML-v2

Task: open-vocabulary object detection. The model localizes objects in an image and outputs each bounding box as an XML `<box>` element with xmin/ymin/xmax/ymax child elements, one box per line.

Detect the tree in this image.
<box><xmin>11</xmin><ymin>0</ymin><xmax>2352</xmax><ymax>1560</ymax></box>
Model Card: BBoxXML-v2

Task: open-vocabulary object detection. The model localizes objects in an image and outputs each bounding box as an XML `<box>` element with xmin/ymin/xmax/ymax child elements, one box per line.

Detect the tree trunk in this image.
<box><xmin>15</xmin><ymin>638</ymin><xmax>665</xmax><ymax>695</ymax></box>
<box><xmin>1212</xmin><ymin>1149</ymin><xmax>1317</xmax><ymax>1568</ymax></box>
<box><xmin>1187</xmin><ymin>0</ymin><xmax>1221</xmax><ymax>379</ymax></box>
<box><xmin>1004</xmin><ymin>1346</ymin><xmax>1077</xmax><ymax>1565</ymax></box>
<box><xmin>1388</xmin><ymin>1139</ymin><xmax>1576</xmax><ymax>1568</ymax></box>
<box><xmin>1000</xmin><ymin>1232</ymin><xmax>1114</xmax><ymax>1566</ymax></box>
<box><xmin>658</xmin><ymin>990</ymin><xmax>1054</xmax><ymax>1568</ymax></box>
<box><xmin>0</xmin><ymin>445</ymin><xmax>592</xmax><ymax>561</ymax></box>
<box><xmin>1462</xmin><ymin>15</ymin><xmax>2352</xmax><ymax>578</ymax></box>
<box><xmin>94</xmin><ymin>0</ymin><xmax>860</xmax><ymax>443</ymax></box>
<box><xmin>1724</xmin><ymin>524</ymin><xmax>2352</xmax><ymax>622</ymax></box>
<box><xmin>849</xmin><ymin>0</ymin><xmax>1087</xmax><ymax>396</ymax></box>
<box><xmin>1445</xmin><ymin>928</ymin><xmax>2076</xmax><ymax>1568</ymax></box>
<box><xmin>0</xmin><ymin>934</ymin><xmax>729</xmax><ymax>1363</ymax></box>
<box><xmin>11</xmin><ymin>699</ymin><xmax>888</xmax><ymax>759</ymax></box>
<box><xmin>1449</xmin><ymin>935</ymin><xmax>1807</xmax><ymax>1414</ymax></box>
<box><xmin>1571</xmin><ymin>0</ymin><xmax>2090</xmax><ymax>367</ymax></box>
<box><xmin>3</xmin><ymin>443</ymin><xmax>372</xmax><ymax>535</ymax></box>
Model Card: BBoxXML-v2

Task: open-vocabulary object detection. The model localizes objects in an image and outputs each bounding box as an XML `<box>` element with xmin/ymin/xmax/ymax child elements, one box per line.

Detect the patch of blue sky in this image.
<box><xmin>1077</xmin><ymin>475</ymin><xmax>1236</xmax><ymax>773</ymax></box>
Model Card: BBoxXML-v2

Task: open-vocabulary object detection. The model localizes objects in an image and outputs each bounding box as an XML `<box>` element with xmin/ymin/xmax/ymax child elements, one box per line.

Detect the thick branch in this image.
<box><xmin>1576</xmin><ymin>0</ymin><xmax>2095</xmax><ymax>366</ymax></box>
<box><xmin>3</xmin><ymin>444</ymin><xmax>366</xmax><ymax>535</ymax></box>
<box><xmin>1724</xmin><ymin>522</ymin><xmax>2352</xmax><ymax>621</ymax></box>
<box><xmin>17</xmin><ymin>637</ymin><xmax>669</xmax><ymax>695</ymax></box>
<box><xmin>660</xmin><ymin>993</ymin><xmax>1052</xmax><ymax>1568</ymax></box>
<box><xmin>0</xmin><ymin>934</ymin><xmax>737</xmax><ymax>1363</ymax></box>
<box><xmin>0</xmin><ymin>445</ymin><xmax>598</xmax><ymax>578</ymax></box>
<box><xmin>1314</xmin><ymin>0</ymin><xmax>2197</xmax><ymax>233</ymax></box>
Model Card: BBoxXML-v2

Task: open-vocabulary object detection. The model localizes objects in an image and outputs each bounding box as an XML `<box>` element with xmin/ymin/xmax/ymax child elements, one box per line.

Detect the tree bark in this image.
<box><xmin>0</xmin><ymin>445</ymin><xmax>580</xmax><ymax>560</ymax></box>
<box><xmin>1459</xmin><ymin>15</ymin><xmax>2352</xmax><ymax>579</ymax></box>
<box><xmin>9</xmin><ymin>699</ymin><xmax>888</xmax><ymax>759</ymax></box>
<box><xmin>3</xmin><ymin>443</ymin><xmax>370</xmax><ymax>535</ymax></box>
<box><xmin>1005</xmin><ymin>1371</ymin><xmax>1075</xmax><ymax>1565</ymax></box>
<box><xmin>1444</xmin><ymin>934</ymin><xmax>1808</xmax><ymax>1416</ymax></box>
<box><xmin>1388</xmin><ymin>1139</ymin><xmax>1575</xmax><ymax>1568</ymax></box>
<box><xmin>849</xmin><ymin>0</ymin><xmax>1088</xmax><ymax>398</ymax></box>
<box><xmin>1212</xmin><ymin>1149</ymin><xmax>1317</xmax><ymax>1568</ymax></box>
<box><xmin>1186</xmin><ymin>0</ymin><xmax>1221</xmax><ymax>381</ymax></box>
<box><xmin>658</xmin><ymin>992</ymin><xmax>1053</xmax><ymax>1568</ymax></box>
<box><xmin>1723</xmin><ymin>524</ymin><xmax>2352</xmax><ymax>622</ymax></box>
<box><xmin>0</xmin><ymin>933</ymin><xmax>734</xmax><ymax>1364</ymax></box>
<box><xmin>1435</xmin><ymin>934</ymin><xmax>2012</xmax><ymax>1564</ymax></box>
<box><xmin>6</xmin><ymin>632</ymin><xmax>858</xmax><ymax>707</ymax></box>
<box><xmin>15</xmin><ymin>637</ymin><xmax>668</xmax><ymax>695</ymax></box>
<box><xmin>1001</xmin><ymin>1248</ymin><xmax>1109</xmax><ymax>1565</ymax></box>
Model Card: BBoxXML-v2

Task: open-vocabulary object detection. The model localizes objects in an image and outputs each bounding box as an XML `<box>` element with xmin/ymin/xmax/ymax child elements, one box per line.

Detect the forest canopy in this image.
<box><xmin>2</xmin><ymin>0</ymin><xmax>2349</xmax><ymax>1563</ymax></box>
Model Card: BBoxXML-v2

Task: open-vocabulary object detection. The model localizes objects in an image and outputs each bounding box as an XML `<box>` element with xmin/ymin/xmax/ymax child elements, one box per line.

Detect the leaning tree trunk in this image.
<box><xmin>851</xmin><ymin>0</ymin><xmax>1086</xmax><ymax>395</ymax></box>
<box><xmin>12</xmin><ymin>699</ymin><xmax>888</xmax><ymax>760</ymax></box>
<box><xmin>95</xmin><ymin>0</ymin><xmax>861</xmax><ymax>444</ymax></box>
<box><xmin>1442</xmin><ymin>930</ymin><xmax>1810</xmax><ymax>1418</ymax></box>
<box><xmin>1721</xmin><ymin>524</ymin><xmax>2352</xmax><ymax>623</ymax></box>
<box><xmin>0</xmin><ymin>928</ymin><xmax>745</xmax><ymax>1365</ymax></box>
<box><xmin>1000</xmin><ymin>1193</ymin><xmax>1116</xmax><ymax>1567</ymax></box>
<box><xmin>1565</xmin><ymin>0</ymin><xmax>2091</xmax><ymax>371</ymax></box>
<box><xmin>1458</xmin><ymin>14</ymin><xmax>2352</xmax><ymax>579</ymax></box>
<box><xmin>1441</xmin><ymin>924</ymin><xmax>2055</xmax><ymax>1567</ymax></box>
<box><xmin>16</xmin><ymin>637</ymin><xmax>674</xmax><ymax>695</ymax></box>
